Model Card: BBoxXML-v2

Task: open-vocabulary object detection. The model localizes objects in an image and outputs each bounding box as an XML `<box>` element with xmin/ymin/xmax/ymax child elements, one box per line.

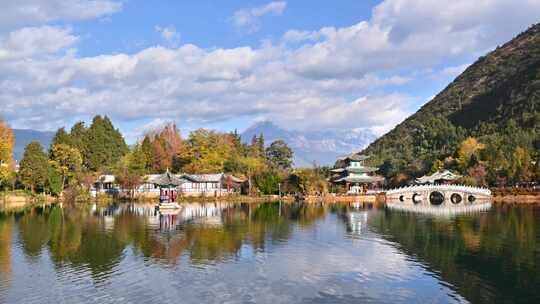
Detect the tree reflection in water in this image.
<box><xmin>369</xmin><ymin>205</ymin><xmax>540</xmax><ymax>304</ymax></box>
<box><xmin>0</xmin><ymin>202</ymin><xmax>328</xmax><ymax>276</ymax></box>
<box><xmin>2</xmin><ymin>202</ymin><xmax>538</xmax><ymax>303</ymax></box>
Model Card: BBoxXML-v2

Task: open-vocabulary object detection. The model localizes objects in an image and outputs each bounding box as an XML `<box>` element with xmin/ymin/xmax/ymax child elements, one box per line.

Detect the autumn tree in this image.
<box><xmin>18</xmin><ymin>142</ymin><xmax>48</xmax><ymax>193</ymax></box>
<box><xmin>508</xmin><ymin>147</ymin><xmax>532</xmax><ymax>184</ymax></box>
<box><xmin>457</xmin><ymin>137</ymin><xmax>485</xmax><ymax>173</ymax></box>
<box><xmin>49</xmin><ymin>144</ymin><xmax>83</xmax><ymax>190</ymax></box>
<box><xmin>0</xmin><ymin>120</ymin><xmax>14</xmax><ymax>188</ymax></box>
<box><xmin>142</xmin><ymin>123</ymin><xmax>182</xmax><ymax>172</ymax></box>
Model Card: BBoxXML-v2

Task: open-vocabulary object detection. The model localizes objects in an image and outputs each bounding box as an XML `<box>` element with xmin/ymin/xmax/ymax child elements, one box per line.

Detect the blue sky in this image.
<box><xmin>1</xmin><ymin>0</ymin><xmax>539</xmax><ymax>143</ymax></box>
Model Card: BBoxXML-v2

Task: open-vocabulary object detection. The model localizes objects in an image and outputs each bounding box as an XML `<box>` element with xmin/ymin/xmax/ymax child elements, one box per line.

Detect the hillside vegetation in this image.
<box><xmin>363</xmin><ymin>23</ymin><xmax>540</xmax><ymax>186</ymax></box>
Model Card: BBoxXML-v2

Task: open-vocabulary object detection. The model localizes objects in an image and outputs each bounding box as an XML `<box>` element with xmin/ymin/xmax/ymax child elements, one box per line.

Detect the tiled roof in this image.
<box><xmin>415</xmin><ymin>170</ymin><xmax>462</xmax><ymax>184</ymax></box>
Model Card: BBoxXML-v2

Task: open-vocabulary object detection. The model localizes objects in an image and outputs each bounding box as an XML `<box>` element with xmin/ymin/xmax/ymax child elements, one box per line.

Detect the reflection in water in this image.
<box><xmin>372</xmin><ymin>205</ymin><xmax>540</xmax><ymax>304</ymax></box>
<box><xmin>386</xmin><ymin>200</ymin><xmax>493</xmax><ymax>216</ymax></box>
<box><xmin>0</xmin><ymin>202</ymin><xmax>538</xmax><ymax>303</ymax></box>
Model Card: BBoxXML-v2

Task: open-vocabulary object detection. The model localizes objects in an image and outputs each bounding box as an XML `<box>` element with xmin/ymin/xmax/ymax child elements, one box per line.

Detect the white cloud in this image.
<box><xmin>155</xmin><ymin>25</ymin><xmax>181</xmax><ymax>47</ymax></box>
<box><xmin>1</xmin><ymin>0</ymin><xmax>540</xmax><ymax>139</ymax></box>
<box><xmin>287</xmin><ymin>0</ymin><xmax>540</xmax><ymax>79</ymax></box>
<box><xmin>0</xmin><ymin>0</ymin><xmax>122</xmax><ymax>30</ymax></box>
<box><xmin>230</xmin><ymin>1</ymin><xmax>287</xmax><ymax>33</ymax></box>
<box><xmin>0</xmin><ymin>26</ymin><xmax>78</xmax><ymax>60</ymax></box>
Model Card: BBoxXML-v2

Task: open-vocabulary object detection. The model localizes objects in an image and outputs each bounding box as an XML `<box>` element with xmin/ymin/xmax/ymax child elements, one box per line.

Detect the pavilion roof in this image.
<box><xmin>334</xmin><ymin>175</ymin><xmax>384</xmax><ymax>184</ymax></box>
<box><xmin>182</xmin><ymin>173</ymin><xmax>245</xmax><ymax>183</ymax></box>
<box><xmin>415</xmin><ymin>170</ymin><xmax>462</xmax><ymax>184</ymax></box>
<box><xmin>337</xmin><ymin>154</ymin><xmax>370</xmax><ymax>162</ymax></box>
<box><xmin>345</xmin><ymin>166</ymin><xmax>378</xmax><ymax>173</ymax></box>
<box><xmin>151</xmin><ymin>170</ymin><xmax>186</xmax><ymax>187</ymax></box>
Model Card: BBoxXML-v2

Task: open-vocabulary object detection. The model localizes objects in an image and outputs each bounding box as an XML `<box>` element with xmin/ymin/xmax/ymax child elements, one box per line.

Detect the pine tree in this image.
<box><xmin>19</xmin><ymin>142</ymin><xmax>48</xmax><ymax>193</ymax></box>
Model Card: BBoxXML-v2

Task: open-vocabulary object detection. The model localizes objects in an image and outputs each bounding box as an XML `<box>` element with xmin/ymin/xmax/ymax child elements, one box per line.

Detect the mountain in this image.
<box><xmin>13</xmin><ymin>129</ymin><xmax>55</xmax><ymax>161</ymax></box>
<box><xmin>242</xmin><ymin>121</ymin><xmax>377</xmax><ymax>167</ymax></box>
<box><xmin>362</xmin><ymin>23</ymin><xmax>540</xmax><ymax>180</ymax></box>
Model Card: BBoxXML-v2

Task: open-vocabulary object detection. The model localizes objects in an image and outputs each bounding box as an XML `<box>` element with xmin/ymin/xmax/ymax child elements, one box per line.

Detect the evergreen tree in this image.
<box><xmin>141</xmin><ymin>135</ymin><xmax>153</xmax><ymax>170</ymax></box>
<box><xmin>84</xmin><ymin>115</ymin><xmax>128</xmax><ymax>171</ymax></box>
<box><xmin>18</xmin><ymin>142</ymin><xmax>48</xmax><ymax>193</ymax></box>
<box><xmin>50</xmin><ymin>127</ymin><xmax>71</xmax><ymax>155</ymax></box>
<box><xmin>257</xmin><ymin>133</ymin><xmax>265</xmax><ymax>157</ymax></box>
<box><xmin>69</xmin><ymin>121</ymin><xmax>88</xmax><ymax>158</ymax></box>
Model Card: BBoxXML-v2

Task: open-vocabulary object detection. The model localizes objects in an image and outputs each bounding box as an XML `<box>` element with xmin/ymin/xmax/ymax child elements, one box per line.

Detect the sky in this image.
<box><xmin>1</xmin><ymin>0</ymin><xmax>540</xmax><ymax>143</ymax></box>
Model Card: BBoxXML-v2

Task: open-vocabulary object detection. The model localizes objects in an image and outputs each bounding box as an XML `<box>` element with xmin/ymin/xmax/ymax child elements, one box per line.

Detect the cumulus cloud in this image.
<box><xmin>230</xmin><ymin>1</ymin><xmax>287</xmax><ymax>33</ymax></box>
<box><xmin>287</xmin><ymin>0</ymin><xmax>540</xmax><ymax>79</ymax></box>
<box><xmin>0</xmin><ymin>0</ymin><xmax>122</xmax><ymax>30</ymax></box>
<box><xmin>1</xmin><ymin>0</ymin><xmax>540</xmax><ymax>139</ymax></box>
<box><xmin>0</xmin><ymin>26</ymin><xmax>78</xmax><ymax>60</ymax></box>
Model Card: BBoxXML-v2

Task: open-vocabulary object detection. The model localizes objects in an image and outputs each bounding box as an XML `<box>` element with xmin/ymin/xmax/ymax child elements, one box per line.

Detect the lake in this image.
<box><xmin>0</xmin><ymin>202</ymin><xmax>539</xmax><ymax>303</ymax></box>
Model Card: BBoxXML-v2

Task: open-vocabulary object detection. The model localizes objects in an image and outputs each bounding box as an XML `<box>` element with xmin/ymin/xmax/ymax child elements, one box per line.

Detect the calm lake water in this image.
<box><xmin>0</xmin><ymin>202</ymin><xmax>539</xmax><ymax>304</ymax></box>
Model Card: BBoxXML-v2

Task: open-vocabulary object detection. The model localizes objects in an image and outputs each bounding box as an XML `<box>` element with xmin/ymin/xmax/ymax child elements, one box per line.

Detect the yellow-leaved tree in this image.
<box><xmin>0</xmin><ymin>120</ymin><xmax>14</xmax><ymax>188</ymax></box>
<box><xmin>457</xmin><ymin>137</ymin><xmax>485</xmax><ymax>172</ymax></box>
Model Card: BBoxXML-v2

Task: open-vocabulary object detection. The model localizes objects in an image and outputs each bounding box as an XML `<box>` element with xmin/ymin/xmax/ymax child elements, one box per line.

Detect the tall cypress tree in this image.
<box><xmin>84</xmin><ymin>115</ymin><xmax>128</xmax><ymax>171</ymax></box>
<box><xmin>69</xmin><ymin>121</ymin><xmax>88</xmax><ymax>157</ymax></box>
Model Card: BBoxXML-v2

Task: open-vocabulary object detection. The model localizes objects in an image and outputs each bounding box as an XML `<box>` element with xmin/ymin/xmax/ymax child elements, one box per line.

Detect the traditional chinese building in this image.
<box><xmin>415</xmin><ymin>170</ymin><xmax>462</xmax><ymax>185</ymax></box>
<box><xmin>330</xmin><ymin>154</ymin><xmax>384</xmax><ymax>194</ymax></box>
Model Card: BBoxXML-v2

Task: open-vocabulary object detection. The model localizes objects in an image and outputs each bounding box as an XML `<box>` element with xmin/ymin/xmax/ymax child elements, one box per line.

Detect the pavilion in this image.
<box><xmin>152</xmin><ymin>170</ymin><xmax>185</xmax><ymax>203</ymax></box>
<box><xmin>330</xmin><ymin>154</ymin><xmax>384</xmax><ymax>194</ymax></box>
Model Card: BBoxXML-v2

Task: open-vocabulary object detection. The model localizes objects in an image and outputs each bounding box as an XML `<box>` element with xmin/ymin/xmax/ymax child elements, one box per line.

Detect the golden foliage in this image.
<box><xmin>0</xmin><ymin>120</ymin><xmax>14</xmax><ymax>182</ymax></box>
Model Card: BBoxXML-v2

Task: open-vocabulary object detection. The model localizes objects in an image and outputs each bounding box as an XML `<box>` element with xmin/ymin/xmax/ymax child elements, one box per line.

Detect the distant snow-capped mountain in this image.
<box><xmin>241</xmin><ymin>121</ymin><xmax>377</xmax><ymax>167</ymax></box>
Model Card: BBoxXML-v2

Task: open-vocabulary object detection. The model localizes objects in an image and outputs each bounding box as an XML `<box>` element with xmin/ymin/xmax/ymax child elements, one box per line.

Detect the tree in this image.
<box><xmin>114</xmin><ymin>146</ymin><xmax>147</xmax><ymax>198</ymax></box>
<box><xmin>49</xmin><ymin>144</ymin><xmax>83</xmax><ymax>190</ymax></box>
<box><xmin>0</xmin><ymin>120</ymin><xmax>14</xmax><ymax>188</ymax></box>
<box><xmin>255</xmin><ymin>171</ymin><xmax>282</xmax><ymax>195</ymax></box>
<box><xmin>509</xmin><ymin>147</ymin><xmax>532</xmax><ymax>184</ymax></box>
<box><xmin>141</xmin><ymin>123</ymin><xmax>182</xmax><ymax>172</ymax></box>
<box><xmin>430</xmin><ymin>159</ymin><xmax>445</xmax><ymax>174</ymax></box>
<box><xmin>457</xmin><ymin>137</ymin><xmax>485</xmax><ymax>173</ymax></box>
<box><xmin>266</xmin><ymin>140</ymin><xmax>293</xmax><ymax>169</ymax></box>
<box><xmin>69</xmin><ymin>121</ymin><xmax>88</xmax><ymax>157</ymax></box>
<box><xmin>238</xmin><ymin>157</ymin><xmax>266</xmax><ymax>195</ymax></box>
<box><xmin>18</xmin><ymin>142</ymin><xmax>48</xmax><ymax>193</ymax></box>
<box><xmin>50</xmin><ymin>127</ymin><xmax>71</xmax><ymax>151</ymax></box>
<box><xmin>46</xmin><ymin>165</ymin><xmax>63</xmax><ymax>196</ymax></box>
<box><xmin>467</xmin><ymin>164</ymin><xmax>488</xmax><ymax>187</ymax></box>
<box><xmin>84</xmin><ymin>115</ymin><xmax>128</xmax><ymax>171</ymax></box>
